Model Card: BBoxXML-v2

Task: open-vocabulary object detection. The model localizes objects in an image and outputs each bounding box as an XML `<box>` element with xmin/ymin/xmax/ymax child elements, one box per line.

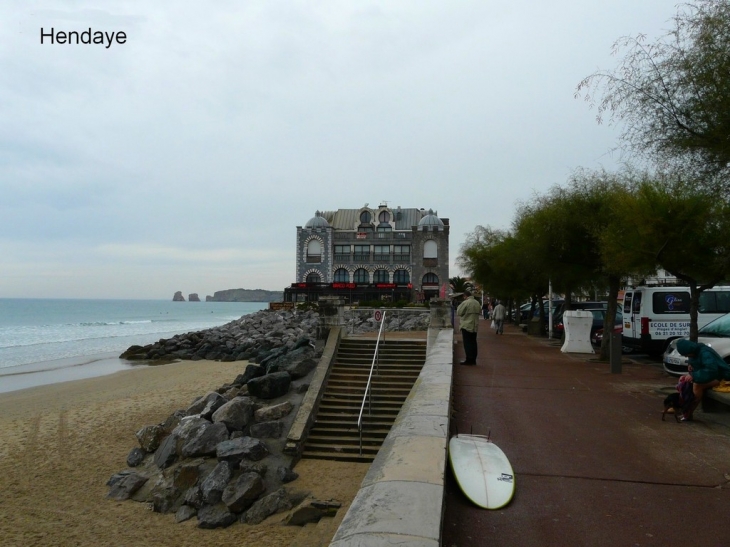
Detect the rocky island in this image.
<box><xmin>172</xmin><ymin>289</ymin><xmax>284</xmax><ymax>302</ymax></box>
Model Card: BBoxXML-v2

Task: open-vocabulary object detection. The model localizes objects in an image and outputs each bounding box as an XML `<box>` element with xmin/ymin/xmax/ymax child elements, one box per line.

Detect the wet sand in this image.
<box><xmin>0</xmin><ymin>360</ymin><xmax>369</xmax><ymax>547</ymax></box>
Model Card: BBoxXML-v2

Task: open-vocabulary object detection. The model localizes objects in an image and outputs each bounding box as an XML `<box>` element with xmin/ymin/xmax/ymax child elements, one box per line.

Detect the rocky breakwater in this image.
<box><xmin>120</xmin><ymin>309</ymin><xmax>320</xmax><ymax>363</ymax></box>
<box><xmin>107</xmin><ymin>312</ymin><xmax>342</xmax><ymax>529</ymax></box>
<box><xmin>345</xmin><ymin>308</ymin><xmax>430</xmax><ymax>334</ymax></box>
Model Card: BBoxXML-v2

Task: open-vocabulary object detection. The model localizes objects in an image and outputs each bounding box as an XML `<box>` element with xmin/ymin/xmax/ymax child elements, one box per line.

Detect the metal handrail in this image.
<box><xmin>357</xmin><ymin>310</ymin><xmax>387</xmax><ymax>456</ymax></box>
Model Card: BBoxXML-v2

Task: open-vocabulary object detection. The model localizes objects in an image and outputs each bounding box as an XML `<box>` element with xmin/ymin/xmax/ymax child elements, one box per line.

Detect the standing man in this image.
<box><xmin>457</xmin><ymin>290</ymin><xmax>482</xmax><ymax>365</ymax></box>
<box><xmin>493</xmin><ymin>300</ymin><xmax>506</xmax><ymax>335</ymax></box>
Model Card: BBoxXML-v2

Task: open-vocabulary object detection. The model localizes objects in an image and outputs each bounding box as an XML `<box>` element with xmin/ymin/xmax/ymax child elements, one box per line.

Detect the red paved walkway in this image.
<box><xmin>443</xmin><ymin>319</ymin><xmax>730</xmax><ymax>547</ymax></box>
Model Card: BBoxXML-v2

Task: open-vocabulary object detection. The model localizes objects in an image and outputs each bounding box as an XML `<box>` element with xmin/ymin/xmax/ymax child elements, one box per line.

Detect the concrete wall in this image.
<box><xmin>329</xmin><ymin>327</ymin><xmax>454</xmax><ymax>547</ymax></box>
<box><xmin>285</xmin><ymin>326</ymin><xmax>343</xmax><ymax>458</ymax></box>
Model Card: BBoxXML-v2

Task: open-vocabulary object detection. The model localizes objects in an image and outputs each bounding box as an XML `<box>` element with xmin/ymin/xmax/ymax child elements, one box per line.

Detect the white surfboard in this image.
<box><xmin>449</xmin><ymin>434</ymin><xmax>515</xmax><ymax>509</ymax></box>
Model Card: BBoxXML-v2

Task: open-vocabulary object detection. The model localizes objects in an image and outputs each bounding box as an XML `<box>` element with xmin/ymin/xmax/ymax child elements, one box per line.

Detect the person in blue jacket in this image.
<box><xmin>676</xmin><ymin>339</ymin><xmax>730</xmax><ymax>421</ymax></box>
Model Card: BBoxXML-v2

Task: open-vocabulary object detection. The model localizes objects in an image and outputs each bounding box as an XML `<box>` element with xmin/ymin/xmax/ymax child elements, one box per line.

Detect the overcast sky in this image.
<box><xmin>1</xmin><ymin>1</ymin><xmax>679</xmax><ymax>300</ymax></box>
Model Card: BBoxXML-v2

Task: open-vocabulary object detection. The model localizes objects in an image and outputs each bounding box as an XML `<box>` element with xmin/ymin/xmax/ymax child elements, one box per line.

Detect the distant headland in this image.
<box><xmin>172</xmin><ymin>289</ymin><xmax>283</xmax><ymax>302</ymax></box>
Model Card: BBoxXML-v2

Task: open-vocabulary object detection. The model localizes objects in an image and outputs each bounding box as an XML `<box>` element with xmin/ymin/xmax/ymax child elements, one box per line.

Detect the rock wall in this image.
<box><xmin>109</xmin><ymin>310</ymin><xmax>342</xmax><ymax>529</ymax></box>
<box><xmin>120</xmin><ymin>309</ymin><xmax>319</xmax><ymax>363</ymax></box>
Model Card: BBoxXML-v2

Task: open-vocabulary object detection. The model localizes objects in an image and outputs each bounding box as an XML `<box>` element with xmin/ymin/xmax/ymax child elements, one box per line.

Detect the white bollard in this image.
<box><xmin>560</xmin><ymin>310</ymin><xmax>594</xmax><ymax>354</ymax></box>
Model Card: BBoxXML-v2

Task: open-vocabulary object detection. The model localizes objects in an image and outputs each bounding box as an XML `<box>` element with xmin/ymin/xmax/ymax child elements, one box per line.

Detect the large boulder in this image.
<box><xmin>186</xmin><ymin>392</ymin><xmax>227</xmax><ymax>419</ymax></box>
<box><xmin>242</xmin><ymin>488</ymin><xmax>293</xmax><ymax>525</ymax></box>
<box><xmin>283</xmin><ymin>358</ymin><xmax>318</xmax><ymax>380</ymax></box>
<box><xmin>221</xmin><ymin>472</ymin><xmax>265</xmax><ymax>513</ymax></box>
<box><xmin>211</xmin><ymin>397</ymin><xmax>255</xmax><ymax>432</ymax></box>
<box><xmin>136</xmin><ymin>424</ymin><xmax>166</xmax><ymax>452</ymax></box>
<box><xmin>254</xmin><ymin>401</ymin><xmax>293</xmax><ymax>422</ymax></box>
<box><xmin>126</xmin><ymin>447</ymin><xmax>146</xmax><ymax>467</ymax></box>
<box><xmin>200</xmin><ymin>461</ymin><xmax>233</xmax><ymax>505</ymax></box>
<box><xmin>154</xmin><ymin>434</ymin><xmax>179</xmax><ymax>469</ymax></box>
<box><xmin>247</xmin><ymin>372</ymin><xmax>291</xmax><ymax>399</ymax></box>
<box><xmin>250</xmin><ymin>421</ymin><xmax>284</xmax><ymax>439</ymax></box>
<box><xmin>216</xmin><ymin>436</ymin><xmax>269</xmax><ymax>463</ymax></box>
<box><xmin>181</xmin><ymin>422</ymin><xmax>229</xmax><ymax>458</ymax></box>
<box><xmin>107</xmin><ymin>472</ymin><xmax>148</xmax><ymax>501</ymax></box>
<box><xmin>197</xmin><ymin>503</ymin><xmax>237</xmax><ymax>529</ymax></box>
<box><xmin>233</xmin><ymin>364</ymin><xmax>265</xmax><ymax>386</ymax></box>
<box><xmin>173</xmin><ymin>291</ymin><xmax>185</xmax><ymax>302</ymax></box>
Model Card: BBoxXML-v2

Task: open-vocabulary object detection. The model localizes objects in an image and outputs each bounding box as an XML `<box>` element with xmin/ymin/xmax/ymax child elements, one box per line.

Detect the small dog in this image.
<box><xmin>662</xmin><ymin>392</ymin><xmax>683</xmax><ymax>422</ymax></box>
<box><xmin>662</xmin><ymin>376</ymin><xmax>694</xmax><ymax>422</ymax></box>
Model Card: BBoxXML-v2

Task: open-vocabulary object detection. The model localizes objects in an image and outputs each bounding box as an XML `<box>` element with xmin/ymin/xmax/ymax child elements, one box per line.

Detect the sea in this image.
<box><xmin>0</xmin><ymin>298</ymin><xmax>268</xmax><ymax>394</ymax></box>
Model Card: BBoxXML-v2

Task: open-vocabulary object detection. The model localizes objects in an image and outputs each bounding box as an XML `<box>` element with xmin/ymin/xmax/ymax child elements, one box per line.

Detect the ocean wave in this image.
<box><xmin>78</xmin><ymin>320</ymin><xmax>156</xmax><ymax>326</ymax></box>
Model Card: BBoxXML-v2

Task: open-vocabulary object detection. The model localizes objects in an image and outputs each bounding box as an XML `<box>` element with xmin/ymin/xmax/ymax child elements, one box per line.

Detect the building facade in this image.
<box><xmin>285</xmin><ymin>203</ymin><xmax>449</xmax><ymax>303</ymax></box>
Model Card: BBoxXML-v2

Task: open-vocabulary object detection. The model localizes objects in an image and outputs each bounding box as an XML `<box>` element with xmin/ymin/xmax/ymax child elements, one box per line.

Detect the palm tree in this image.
<box><xmin>449</xmin><ymin>276</ymin><xmax>473</xmax><ymax>294</ymax></box>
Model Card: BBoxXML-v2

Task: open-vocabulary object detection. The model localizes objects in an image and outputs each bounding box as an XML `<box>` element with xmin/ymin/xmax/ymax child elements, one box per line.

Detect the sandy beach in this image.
<box><xmin>0</xmin><ymin>360</ymin><xmax>370</xmax><ymax>547</ymax></box>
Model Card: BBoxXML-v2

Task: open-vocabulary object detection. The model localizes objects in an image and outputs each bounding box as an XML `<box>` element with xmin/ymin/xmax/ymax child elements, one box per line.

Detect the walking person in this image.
<box><xmin>457</xmin><ymin>290</ymin><xmax>481</xmax><ymax>365</ymax></box>
<box><xmin>492</xmin><ymin>300</ymin><xmax>506</xmax><ymax>335</ymax></box>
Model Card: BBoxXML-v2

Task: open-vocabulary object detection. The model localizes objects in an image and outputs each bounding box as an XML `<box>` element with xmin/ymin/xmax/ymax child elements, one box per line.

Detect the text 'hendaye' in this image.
<box><xmin>40</xmin><ymin>28</ymin><xmax>126</xmax><ymax>48</ymax></box>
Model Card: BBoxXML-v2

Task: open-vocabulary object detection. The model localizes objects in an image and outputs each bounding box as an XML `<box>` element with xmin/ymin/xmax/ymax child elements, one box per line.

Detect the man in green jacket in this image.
<box><xmin>457</xmin><ymin>290</ymin><xmax>482</xmax><ymax>365</ymax></box>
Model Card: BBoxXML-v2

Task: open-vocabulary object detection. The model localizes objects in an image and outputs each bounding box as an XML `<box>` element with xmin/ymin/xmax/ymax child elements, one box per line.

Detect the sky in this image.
<box><xmin>1</xmin><ymin>1</ymin><xmax>681</xmax><ymax>300</ymax></box>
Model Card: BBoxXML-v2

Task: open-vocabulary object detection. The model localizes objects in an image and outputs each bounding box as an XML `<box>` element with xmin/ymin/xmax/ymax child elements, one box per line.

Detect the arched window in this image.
<box><xmin>306</xmin><ymin>272</ymin><xmax>321</xmax><ymax>283</ymax></box>
<box><xmin>360</xmin><ymin>211</ymin><xmax>371</xmax><ymax>224</ymax></box>
<box><xmin>306</xmin><ymin>239</ymin><xmax>322</xmax><ymax>263</ymax></box>
<box><xmin>423</xmin><ymin>240</ymin><xmax>438</xmax><ymax>259</ymax></box>
<box><xmin>422</xmin><ymin>273</ymin><xmax>439</xmax><ymax>285</ymax></box>
<box><xmin>334</xmin><ymin>268</ymin><xmax>349</xmax><ymax>283</ymax></box>
<box><xmin>354</xmin><ymin>268</ymin><xmax>369</xmax><ymax>284</ymax></box>
<box><xmin>378</xmin><ymin>211</ymin><xmax>390</xmax><ymax>223</ymax></box>
<box><xmin>394</xmin><ymin>269</ymin><xmax>410</xmax><ymax>284</ymax></box>
<box><xmin>373</xmin><ymin>269</ymin><xmax>389</xmax><ymax>283</ymax></box>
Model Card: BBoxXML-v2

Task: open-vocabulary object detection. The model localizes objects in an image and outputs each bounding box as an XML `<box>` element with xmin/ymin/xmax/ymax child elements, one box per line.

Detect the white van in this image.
<box><xmin>621</xmin><ymin>285</ymin><xmax>730</xmax><ymax>355</ymax></box>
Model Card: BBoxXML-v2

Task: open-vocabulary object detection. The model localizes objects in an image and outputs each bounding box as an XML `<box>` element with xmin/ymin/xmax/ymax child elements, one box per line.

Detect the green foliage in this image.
<box><xmin>448</xmin><ymin>276</ymin><xmax>473</xmax><ymax>293</ymax></box>
<box><xmin>296</xmin><ymin>301</ymin><xmax>319</xmax><ymax>312</ymax></box>
<box><xmin>577</xmin><ymin>0</ymin><xmax>730</xmax><ymax>186</ymax></box>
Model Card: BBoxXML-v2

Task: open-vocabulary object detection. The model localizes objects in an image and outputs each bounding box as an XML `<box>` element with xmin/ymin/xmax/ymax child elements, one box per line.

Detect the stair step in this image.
<box><xmin>307</xmin><ymin>433</ymin><xmax>386</xmax><ymax>444</ymax></box>
<box><xmin>300</xmin><ymin>451</ymin><xmax>375</xmax><ymax>463</ymax></box>
<box><xmin>304</xmin><ymin>441</ymin><xmax>379</xmax><ymax>454</ymax></box>
<box><xmin>311</xmin><ymin>419</ymin><xmax>396</xmax><ymax>429</ymax></box>
<box><xmin>300</xmin><ymin>339</ymin><xmax>426</xmax><ymax>463</ymax></box>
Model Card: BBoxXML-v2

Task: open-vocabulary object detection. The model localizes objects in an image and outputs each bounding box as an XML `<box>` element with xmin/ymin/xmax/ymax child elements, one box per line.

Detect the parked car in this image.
<box><xmin>513</xmin><ymin>300</ymin><xmax>564</xmax><ymax>324</ymax></box>
<box><xmin>590</xmin><ymin>309</ymin><xmax>627</xmax><ymax>348</ymax></box>
<box><xmin>548</xmin><ymin>301</ymin><xmax>607</xmax><ymax>337</ymax></box>
<box><xmin>663</xmin><ymin>312</ymin><xmax>730</xmax><ymax>376</ymax></box>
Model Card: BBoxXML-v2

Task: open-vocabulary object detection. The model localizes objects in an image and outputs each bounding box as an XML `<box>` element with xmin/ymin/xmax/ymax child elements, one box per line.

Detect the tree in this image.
<box><xmin>458</xmin><ymin>226</ymin><xmax>540</xmax><ymax>315</ymax></box>
<box><xmin>449</xmin><ymin>276</ymin><xmax>473</xmax><ymax>294</ymax></box>
<box><xmin>577</xmin><ymin>0</ymin><xmax>730</xmax><ymax>186</ymax></box>
<box><xmin>616</xmin><ymin>172</ymin><xmax>730</xmax><ymax>341</ymax></box>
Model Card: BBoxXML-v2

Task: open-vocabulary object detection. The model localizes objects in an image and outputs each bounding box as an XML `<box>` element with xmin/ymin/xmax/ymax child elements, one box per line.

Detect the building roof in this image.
<box><xmin>418</xmin><ymin>209</ymin><xmax>445</xmax><ymax>228</ymax></box>
<box><xmin>317</xmin><ymin>206</ymin><xmax>440</xmax><ymax>230</ymax></box>
<box><xmin>304</xmin><ymin>211</ymin><xmax>330</xmax><ymax>228</ymax></box>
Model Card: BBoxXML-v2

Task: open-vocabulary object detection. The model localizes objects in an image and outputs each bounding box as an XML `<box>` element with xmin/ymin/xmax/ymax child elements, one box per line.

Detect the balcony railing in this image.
<box><xmin>333</xmin><ymin>232</ymin><xmax>412</xmax><ymax>241</ymax></box>
<box><xmin>306</xmin><ymin>254</ymin><xmax>322</xmax><ymax>263</ymax></box>
<box><xmin>423</xmin><ymin>258</ymin><xmax>438</xmax><ymax>267</ymax></box>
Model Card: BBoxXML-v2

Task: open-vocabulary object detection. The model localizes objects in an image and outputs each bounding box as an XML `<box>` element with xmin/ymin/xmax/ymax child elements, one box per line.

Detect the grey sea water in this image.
<box><xmin>0</xmin><ymin>298</ymin><xmax>267</xmax><ymax>393</ymax></box>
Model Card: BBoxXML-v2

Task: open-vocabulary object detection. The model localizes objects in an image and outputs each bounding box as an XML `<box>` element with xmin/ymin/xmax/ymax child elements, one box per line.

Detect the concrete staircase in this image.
<box><xmin>301</xmin><ymin>337</ymin><xmax>426</xmax><ymax>463</ymax></box>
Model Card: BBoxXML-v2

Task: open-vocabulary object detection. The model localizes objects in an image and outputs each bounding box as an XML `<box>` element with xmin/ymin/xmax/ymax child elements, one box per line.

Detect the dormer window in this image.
<box><xmin>378</xmin><ymin>211</ymin><xmax>390</xmax><ymax>223</ymax></box>
<box><xmin>360</xmin><ymin>211</ymin><xmax>371</xmax><ymax>224</ymax></box>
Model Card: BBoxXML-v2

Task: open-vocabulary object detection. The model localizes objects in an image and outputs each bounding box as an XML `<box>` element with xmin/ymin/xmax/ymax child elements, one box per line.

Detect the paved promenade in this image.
<box><xmin>443</xmin><ymin>319</ymin><xmax>730</xmax><ymax>547</ymax></box>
